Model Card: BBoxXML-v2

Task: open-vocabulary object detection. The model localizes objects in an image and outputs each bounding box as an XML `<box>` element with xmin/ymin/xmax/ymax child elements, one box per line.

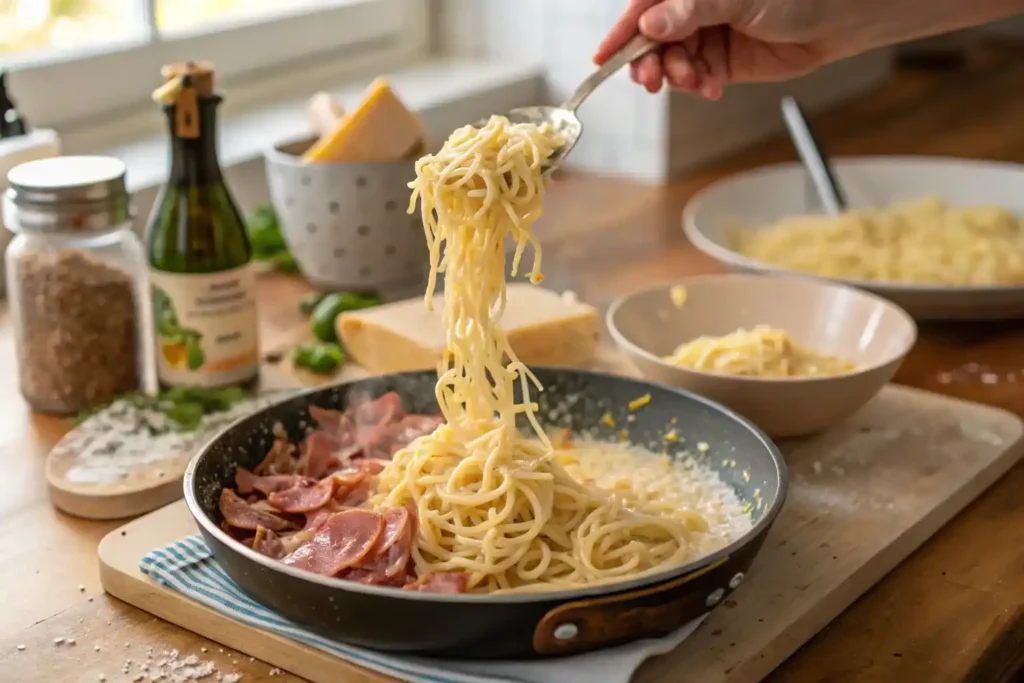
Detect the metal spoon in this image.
<box><xmin>780</xmin><ymin>96</ymin><xmax>847</xmax><ymax>215</ymax></box>
<box><xmin>473</xmin><ymin>34</ymin><xmax>658</xmax><ymax>176</ymax></box>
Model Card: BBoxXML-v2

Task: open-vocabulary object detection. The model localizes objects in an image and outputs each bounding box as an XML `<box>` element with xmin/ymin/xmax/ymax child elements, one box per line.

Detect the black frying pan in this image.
<box><xmin>184</xmin><ymin>367</ymin><xmax>787</xmax><ymax>659</ymax></box>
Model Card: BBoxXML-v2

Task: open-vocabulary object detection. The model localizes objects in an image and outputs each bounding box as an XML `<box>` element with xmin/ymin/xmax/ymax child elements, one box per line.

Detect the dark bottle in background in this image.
<box><xmin>145</xmin><ymin>61</ymin><xmax>260</xmax><ymax>390</ymax></box>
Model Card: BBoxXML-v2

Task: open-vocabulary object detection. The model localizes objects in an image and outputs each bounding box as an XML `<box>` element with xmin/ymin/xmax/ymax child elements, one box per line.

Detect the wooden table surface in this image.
<box><xmin>5</xmin><ymin>44</ymin><xmax>1024</xmax><ymax>683</ymax></box>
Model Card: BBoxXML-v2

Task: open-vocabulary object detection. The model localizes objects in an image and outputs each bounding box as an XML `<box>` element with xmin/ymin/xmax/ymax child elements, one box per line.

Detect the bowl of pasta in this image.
<box><xmin>682</xmin><ymin>156</ymin><xmax>1024</xmax><ymax>320</ymax></box>
<box><xmin>607</xmin><ymin>274</ymin><xmax>917</xmax><ymax>438</ymax></box>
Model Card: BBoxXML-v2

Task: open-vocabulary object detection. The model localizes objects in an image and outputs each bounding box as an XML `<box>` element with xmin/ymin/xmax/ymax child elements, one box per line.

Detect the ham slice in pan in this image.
<box><xmin>268</xmin><ymin>477</ymin><xmax>337</xmax><ymax>513</ymax></box>
<box><xmin>254</xmin><ymin>437</ymin><xmax>296</xmax><ymax>476</ymax></box>
<box><xmin>281</xmin><ymin>509</ymin><xmax>384</xmax><ymax>576</ymax></box>
<box><xmin>404</xmin><ymin>572</ymin><xmax>469</xmax><ymax>594</ymax></box>
<box><xmin>252</xmin><ymin>526</ymin><xmax>286</xmax><ymax>559</ymax></box>
<box><xmin>355</xmin><ymin>507</ymin><xmax>414</xmax><ymax>579</ymax></box>
<box><xmin>220</xmin><ymin>489</ymin><xmax>293</xmax><ymax>532</ymax></box>
<box><xmin>235</xmin><ymin>468</ymin><xmax>311</xmax><ymax>496</ymax></box>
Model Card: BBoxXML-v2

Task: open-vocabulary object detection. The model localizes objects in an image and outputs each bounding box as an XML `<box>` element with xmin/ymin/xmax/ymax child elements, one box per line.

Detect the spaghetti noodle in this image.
<box><xmin>369</xmin><ymin>115</ymin><xmax>743</xmax><ymax>593</ymax></box>
<box><xmin>666</xmin><ymin>325</ymin><xmax>854</xmax><ymax>378</ymax></box>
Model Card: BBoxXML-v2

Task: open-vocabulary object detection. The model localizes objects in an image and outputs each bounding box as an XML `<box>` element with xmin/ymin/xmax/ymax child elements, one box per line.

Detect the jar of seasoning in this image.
<box><xmin>3</xmin><ymin>156</ymin><xmax>145</xmax><ymax>414</ymax></box>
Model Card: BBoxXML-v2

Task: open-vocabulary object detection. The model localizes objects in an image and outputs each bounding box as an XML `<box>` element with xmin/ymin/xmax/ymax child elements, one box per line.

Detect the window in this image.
<box><xmin>0</xmin><ymin>0</ymin><xmax>425</xmax><ymax>130</ymax></box>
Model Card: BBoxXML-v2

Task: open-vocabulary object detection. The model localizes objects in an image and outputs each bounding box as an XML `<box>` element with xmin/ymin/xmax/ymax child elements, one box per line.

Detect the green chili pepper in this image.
<box><xmin>292</xmin><ymin>342</ymin><xmax>346</xmax><ymax>374</ymax></box>
<box><xmin>310</xmin><ymin>291</ymin><xmax>383</xmax><ymax>342</ymax></box>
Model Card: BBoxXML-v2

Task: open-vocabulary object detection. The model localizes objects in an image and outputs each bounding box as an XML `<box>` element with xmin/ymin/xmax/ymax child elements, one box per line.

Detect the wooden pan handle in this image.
<box><xmin>532</xmin><ymin>558</ymin><xmax>738</xmax><ymax>656</ymax></box>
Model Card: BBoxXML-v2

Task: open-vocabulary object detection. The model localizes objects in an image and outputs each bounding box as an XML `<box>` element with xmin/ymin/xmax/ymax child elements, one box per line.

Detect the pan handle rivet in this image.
<box><xmin>553</xmin><ymin>623</ymin><xmax>579</xmax><ymax>640</ymax></box>
<box><xmin>729</xmin><ymin>572</ymin><xmax>745</xmax><ymax>590</ymax></box>
<box><xmin>705</xmin><ymin>588</ymin><xmax>725</xmax><ymax>607</ymax></box>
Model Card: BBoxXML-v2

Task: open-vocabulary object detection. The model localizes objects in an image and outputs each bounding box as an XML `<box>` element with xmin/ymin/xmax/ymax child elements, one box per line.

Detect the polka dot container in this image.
<box><xmin>264</xmin><ymin>137</ymin><xmax>428</xmax><ymax>300</ymax></box>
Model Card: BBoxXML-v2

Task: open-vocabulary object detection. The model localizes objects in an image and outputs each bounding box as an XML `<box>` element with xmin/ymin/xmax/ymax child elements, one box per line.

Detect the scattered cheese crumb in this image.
<box><xmin>981</xmin><ymin>373</ymin><xmax>998</xmax><ymax>384</ymax></box>
<box><xmin>98</xmin><ymin>675</ymin><xmax>106</xmax><ymax>682</ymax></box>
<box><xmin>222</xmin><ymin>675</ymin><xmax>242</xmax><ymax>683</ymax></box>
<box><xmin>16</xmin><ymin>644</ymin><xmax>25</xmax><ymax>651</ymax></box>
<box><xmin>697</xmin><ymin>442</ymin><xmax>709</xmax><ymax>452</ymax></box>
<box><xmin>628</xmin><ymin>393</ymin><xmax>651</xmax><ymax>411</ymax></box>
<box><xmin>88</xmin><ymin>597</ymin><xmax>94</xmax><ymax>602</ymax></box>
<box><xmin>68</xmin><ymin>638</ymin><xmax>76</xmax><ymax>646</ymax></box>
<box><xmin>95</xmin><ymin>645</ymin><xmax>101</xmax><ymax>651</ymax></box>
<box><xmin>669</xmin><ymin>285</ymin><xmax>687</xmax><ymax>309</ymax></box>
<box><xmin>79</xmin><ymin>584</ymin><xmax>86</xmax><ymax>592</ymax></box>
<box><xmin>599</xmin><ymin>412</ymin><xmax>616</xmax><ymax>428</ymax></box>
<box><xmin>269</xmin><ymin>668</ymin><xmax>283</xmax><ymax>676</ymax></box>
<box><xmin>663</xmin><ymin>429</ymin><xmax>680</xmax><ymax>444</ymax></box>
<box><xmin>54</xmin><ymin>637</ymin><xmax>65</xmax><ymax>645</ymax></box>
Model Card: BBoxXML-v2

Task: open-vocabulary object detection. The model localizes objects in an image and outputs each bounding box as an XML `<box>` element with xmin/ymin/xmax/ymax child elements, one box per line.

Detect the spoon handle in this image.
<box><xmin>780</xmin><ymin>96</ymin><xmax>847</xmax><ymax>215</ymax></box>
<box><xmin>563</xmin><ymin>34</ymin><xmax>659</xmax><ymax>113</ymax></box>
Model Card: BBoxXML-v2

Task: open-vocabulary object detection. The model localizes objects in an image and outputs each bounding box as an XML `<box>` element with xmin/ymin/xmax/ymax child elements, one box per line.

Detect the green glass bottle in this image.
<box><xmin>146</xmin><ymin>61</ymin><xmax>259</xmax><ymax>389</ymax></box>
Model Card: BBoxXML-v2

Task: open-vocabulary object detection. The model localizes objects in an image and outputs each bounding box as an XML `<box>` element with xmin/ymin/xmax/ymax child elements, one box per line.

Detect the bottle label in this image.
<box><xmin>149</xmin><ymin>264</ymin><xmax>260</xmax><ymax>387</ymax></box>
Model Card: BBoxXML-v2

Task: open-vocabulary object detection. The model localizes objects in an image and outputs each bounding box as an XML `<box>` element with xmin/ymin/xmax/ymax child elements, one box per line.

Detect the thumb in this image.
<box><xmin>640</xmin><ymin>0</ymin><xmax>736</xmax><ymax>41</ymax></box>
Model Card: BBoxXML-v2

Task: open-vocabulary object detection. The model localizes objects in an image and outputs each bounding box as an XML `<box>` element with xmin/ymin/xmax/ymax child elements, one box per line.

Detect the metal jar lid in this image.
<box><xmin>3</xmin><ymin>155</ymin><xmax>132</xmax><ymax>234</ymax></box>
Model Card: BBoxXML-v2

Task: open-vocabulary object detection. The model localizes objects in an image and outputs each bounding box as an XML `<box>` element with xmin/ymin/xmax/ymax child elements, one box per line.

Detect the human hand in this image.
<box><xmin>597</xmin><ymin>0</ymin><xmax>1024</xmax><ymax>100</ymax></box>
<box><xmin>595</xmin><ymin>0</ymin><xmax>835</xmax><ymax>100</ymax></box>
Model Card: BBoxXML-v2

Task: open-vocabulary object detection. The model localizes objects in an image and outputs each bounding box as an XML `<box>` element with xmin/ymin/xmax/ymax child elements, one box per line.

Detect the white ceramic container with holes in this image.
<box><xmin>607</xmin><ymin>274</ymin><xmax>917</xmax><ymax>439</ymax></box>
<box><xmin>265</xmin><ymin>137</ymin><xmax>427</xmax><ymax>299</ymax></box>
<box><xmin>682</xmin><ymin>156</ymin><xmax>1024</xmax><ymax>320</ymax></box>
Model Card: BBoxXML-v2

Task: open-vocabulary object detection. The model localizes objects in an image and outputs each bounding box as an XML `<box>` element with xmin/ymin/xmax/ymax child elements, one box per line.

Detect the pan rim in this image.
<box><xmin>183</xmin><ymin>366</ymin><xmax>788</xmax><ymax>605</ymax></box>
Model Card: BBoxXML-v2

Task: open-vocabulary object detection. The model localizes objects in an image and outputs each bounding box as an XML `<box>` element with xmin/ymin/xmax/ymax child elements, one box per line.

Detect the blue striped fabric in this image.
<box><xmin>140</xmin><ymin>537</ymin><xmax>699</xmax><ymax>683</ymax></box>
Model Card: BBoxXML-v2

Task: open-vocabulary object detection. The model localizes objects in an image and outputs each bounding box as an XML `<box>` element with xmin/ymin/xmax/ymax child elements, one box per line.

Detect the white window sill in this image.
<box><xmin>61</xmin><ymin>57</ymin><xmax>544</xmax><ymax>217</ymax></box>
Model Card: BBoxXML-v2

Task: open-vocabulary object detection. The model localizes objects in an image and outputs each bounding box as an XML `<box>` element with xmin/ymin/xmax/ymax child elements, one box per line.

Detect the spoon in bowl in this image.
<box><xmin>473</xmin><ymin>34</ymin><xmax>658</xmax><ymax>177</ymax></box>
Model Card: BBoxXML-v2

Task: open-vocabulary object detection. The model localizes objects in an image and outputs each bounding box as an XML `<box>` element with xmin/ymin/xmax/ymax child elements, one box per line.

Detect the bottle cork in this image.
<box><xmin>158</xmin><ymin>61</ymin><xmax>216</xmax><ymax>140</ymax></box>
<box><xmin>161</xmin><ymin>61</ymin><xmax>215</xmax><ymax>97</ymax></box>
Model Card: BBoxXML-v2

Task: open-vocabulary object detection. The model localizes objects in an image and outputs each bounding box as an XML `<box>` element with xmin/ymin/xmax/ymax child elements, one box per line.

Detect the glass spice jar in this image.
<box><xmin>3</xmin><ymin>155</ymin><xmax>146</xmax><ymax>415</ymax></box>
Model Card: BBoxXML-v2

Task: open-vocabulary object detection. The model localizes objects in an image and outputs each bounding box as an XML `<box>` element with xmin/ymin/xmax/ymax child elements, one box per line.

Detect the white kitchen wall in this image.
<box><xmin>435</xmin><ymin>0</ymin><xmax>894</xmax><ymax>182</ymax></box>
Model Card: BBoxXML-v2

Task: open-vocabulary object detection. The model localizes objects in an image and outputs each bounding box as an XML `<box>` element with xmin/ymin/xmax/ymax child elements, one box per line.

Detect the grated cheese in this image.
<box><xmin>555</xmin><ymin>439</ymin><xmax>751</xmax><ymax>561</ymax></box>
<box><xmin>628</xmin><ymin>393</ymin><xmax>651</xmax><ymax>411</ymax></box>
<box><xmin>55</xmin><ymin>393</ymin><xmax>287</xmax><ymax>485</ymax></box>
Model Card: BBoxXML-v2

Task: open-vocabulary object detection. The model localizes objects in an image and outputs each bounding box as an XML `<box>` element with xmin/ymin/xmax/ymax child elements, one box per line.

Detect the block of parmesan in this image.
<box><xmin>337</xmin><ymin>284</ymin><xmax>600</xmax><ymax>373</ymax></box>
<box><xmin>302</xmin><ymin>77</ymin><xmax>425</xmax><ymax>164</ymax></box>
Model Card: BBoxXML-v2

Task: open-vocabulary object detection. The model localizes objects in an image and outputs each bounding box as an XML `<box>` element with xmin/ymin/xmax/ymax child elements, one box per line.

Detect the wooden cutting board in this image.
<box><xmin>98</xmin><ymin>383</ymin><xmax>1024</xmax><ymax>683</ymax></box>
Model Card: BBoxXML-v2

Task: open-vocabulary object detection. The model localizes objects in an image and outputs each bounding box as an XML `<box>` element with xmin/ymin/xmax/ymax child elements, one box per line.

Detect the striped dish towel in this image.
<box><xmin>141</xmin><ymin>536</ymin><xmax>704</xmax><ymax>683</ymax></box>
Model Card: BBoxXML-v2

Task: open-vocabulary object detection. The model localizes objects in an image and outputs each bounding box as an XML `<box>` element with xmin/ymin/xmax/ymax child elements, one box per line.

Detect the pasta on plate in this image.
<box><xmin>731</xmin><ymin>197</ymin><xmax>1024</xmax><ymax>286</ymax></box>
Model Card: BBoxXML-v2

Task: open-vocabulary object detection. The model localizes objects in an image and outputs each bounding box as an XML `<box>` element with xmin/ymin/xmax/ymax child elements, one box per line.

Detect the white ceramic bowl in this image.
<box><xmin>607</xmin><ymin>274</ymin><xmax>917</xmax><ymax>438</ymax></box>
<box><xmin>683</xmin><ymin>156</ymin><xmax>1024</xmax><ymax>320</ymax></box>
<box><xmin>265</xmin><ymin>137</ymin><xmax>427</xmax><ymax>300</ymax></box>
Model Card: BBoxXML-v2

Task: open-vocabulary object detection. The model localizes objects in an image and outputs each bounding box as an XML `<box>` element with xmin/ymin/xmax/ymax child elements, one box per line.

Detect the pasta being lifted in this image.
<box><xmin>370</xmin><ymin>115</ymin><xmax>713</xmax><ymax>593</ymax></box>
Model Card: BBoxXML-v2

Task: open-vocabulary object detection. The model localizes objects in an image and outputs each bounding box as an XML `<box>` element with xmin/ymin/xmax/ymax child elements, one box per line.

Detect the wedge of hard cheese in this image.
<box><xmin>338</xmin><ymin>284</ymin><xmax>600</xmax><ymax>373</ymax></box>
<box><xmin>302</xmin><ymin>77</ymin><xmax>425</xmax><ymax>164</ymax></box>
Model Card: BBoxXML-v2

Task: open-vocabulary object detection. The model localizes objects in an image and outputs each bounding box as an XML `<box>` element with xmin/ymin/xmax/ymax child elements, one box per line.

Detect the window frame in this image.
<box><xmin>2</xmin><ymin>0</ymin><xmax>425</xmax><ymax>130</ymax></box>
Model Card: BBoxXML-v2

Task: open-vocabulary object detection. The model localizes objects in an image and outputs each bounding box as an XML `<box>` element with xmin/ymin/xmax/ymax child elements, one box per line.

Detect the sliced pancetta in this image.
<box><xmin>403</xmin><ymin>572</ymin><xmax>469</xmax><ymax>594</ymax></box>
<box><xmin>252</xmin><ymin>526</ymin><xmax>286</xmax><ymax>559</ymax></box>
<box><xmin>281</xmin><ymin>509</ymin><xmax>384</xmax><ymax>576</ymax></box>
<box><xmin>219</xmin><ymin>489</ymin><xmax>293</xmax><ymax>532</ymax></box>
<box><xmin>253</xmin><ymin>437</ymin><xmax>296</xmax><ymax>476</ymax></box>
<box><xmin>236</xmin><ymin>467</ymin><xmax>310</xmax><ymax>496</ymax></box>
<box><xmin>268</xmin><ymin>477</ymin><xmax>337</xmax><ymax>513</ymax></box>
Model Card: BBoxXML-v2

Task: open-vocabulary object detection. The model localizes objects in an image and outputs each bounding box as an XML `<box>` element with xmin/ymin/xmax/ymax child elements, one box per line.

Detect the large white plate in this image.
<box><xmin>682</xmin><ymin>156</ymin><xmax>1024</xmax><ymax>320</ymax></box>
